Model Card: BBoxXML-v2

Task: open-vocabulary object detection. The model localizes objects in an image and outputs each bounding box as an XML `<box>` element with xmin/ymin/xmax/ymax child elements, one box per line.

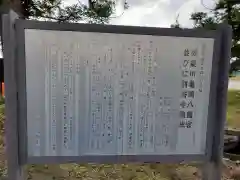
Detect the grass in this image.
<box><xmin>227</xmin><ymin>90</ymin><xmax>240</xmax><ymax>128</ymax></box>
<box><xmin>0</xmin><ymin>97</ymin><xmax>4</xmax><ymax>106</ymax></box>
<box><xmin>0</xmin><ymin>92</ymin><xmax>240</xmax><ymax>179</ymax></box>
<box><xmin>231</xmin><ymin>76</ymin><xmax>240</xmax><ymax>81</ymax></box>
<box><xmin>22</xmin><ymin>163</ymin><xmax>203</xmax><ymax>180</ymax></box>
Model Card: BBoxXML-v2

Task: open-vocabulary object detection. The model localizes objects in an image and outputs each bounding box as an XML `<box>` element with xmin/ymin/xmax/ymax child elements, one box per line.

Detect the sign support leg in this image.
<box><xmin>2</xmin><ymin>10</ymin><xmax>24</xmax><ymax>180</ymax></box>
<box><xmin>203</xmin><ymin>24</ymin><xmax>232</xmax><ymax>180</ymax></box>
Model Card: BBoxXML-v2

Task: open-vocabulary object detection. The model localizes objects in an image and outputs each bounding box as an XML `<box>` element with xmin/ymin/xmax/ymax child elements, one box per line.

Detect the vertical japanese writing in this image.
<box><xmin>137</xmin><ymin>41</ymin><xmax>155</xmax><ymax>152</ymax></box>
<box><xmin>62</xmin><ymin>51</ymin><xmax>74</xmax><ymax>153</ymax></box>
<box><xmin>179</xmin><ymin>48</ymin><xmax>197</xmax><ymax>128</ymax></box>
<box><xmin>161</xmin><ymin>97</ymin><xmax>172</xmax><ymax>147</ymax></box>
<box><xmin>199</xmin><ymin>44</ymin><xmax>205</xmax><ymax>93</ymax></box>
<box><xmin>89</xmin><ymin>54</ymin><xmax>103</xmax><ymax>151</ymax></box>
<box><xmin>68</xmin><ymin>71</ymin><xmax>74</xmax><ymax>151</ymax></box>
<box><xmin>102</xmin><ymin>48</ymin><xmax>114</xmax><ymax>152</ymax></box>
<box><xmin>44</xmin><ymin>46</ymin><xmax>49</xmax><ymax>156</ymax></box>
<box><xmin>75</xmin><ymin>47</ymin><xmax>81</xmax><ymax>155</ymax></box>
<box><xmin>116</xmin><ymin>46</ymin><xmax>132</xmax><ymax>154</ymax></box>
<box><xmin>50</xmin><ymin>46</ymin><xmax>58</xmax><ymax>154</ymax></box>
<box><xmin>125</xmin><ymin>45</ymin><xmax>137</xmax><ymax>154</ymax></box>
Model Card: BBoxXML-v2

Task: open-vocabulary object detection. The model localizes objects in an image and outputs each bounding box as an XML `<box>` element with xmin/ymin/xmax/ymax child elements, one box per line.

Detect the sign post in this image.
<box><xmin>202</xmin><ymin>24</ymin><xmax>232</xmax><ymax>180</ymax></box>
<box><xmin>2</xmin><ymin>10</ymin><xmax>232</xmax><ymax>180</ymax></box>
<box><xmin>0</xmin><ymin>59</ymin><xmax>3</xmax><ymax>95</ymax></box>
<box><xmin>2</xmin><ymin>11</ymin><xmax>24</xmax><ymax>180</ymax></box>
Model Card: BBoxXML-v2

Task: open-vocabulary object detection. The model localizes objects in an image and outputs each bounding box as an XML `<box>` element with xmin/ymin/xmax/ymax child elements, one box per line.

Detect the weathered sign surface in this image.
<box><xmin>24</xmin><ymin>29</ymin><xmax>214</xmax><ymax>157</ymax></box>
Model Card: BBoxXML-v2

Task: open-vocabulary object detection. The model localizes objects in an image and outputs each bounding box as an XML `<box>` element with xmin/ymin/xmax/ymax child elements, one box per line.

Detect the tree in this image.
<box><xmin>171</xmin><ymin>14</ymin><xmax>181</xmax><ymax>28</ymax></box>
<box><xmin>0</xmin><ymin>0</ymin><xmax>126</xmax><ymax>24</ymax></box>
<box><xmin>172</xmin><ymin>0</ymin><xmax>240</xmax><ymax>74</ymax></box>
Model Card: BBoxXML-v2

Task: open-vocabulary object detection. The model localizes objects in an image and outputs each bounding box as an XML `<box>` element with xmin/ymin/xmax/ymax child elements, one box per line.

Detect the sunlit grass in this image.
<box><xmin>227</xmin><ymin>90</ymin><xmax>240</xmax><ymax>128</ymax></box>
<box><xmin>231</xmin><ymin>76</ymin><xmax>240</xmax><ymax>81</ymax></box>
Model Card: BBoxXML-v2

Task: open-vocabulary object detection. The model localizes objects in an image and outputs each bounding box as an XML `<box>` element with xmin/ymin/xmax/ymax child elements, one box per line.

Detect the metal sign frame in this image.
<box><xmin>16</xmin><ymin>19</ymin><xmax>220</xmax><ymax>165</ymax></box>
<box><xmin>2</xmin><ymin>10</ymin><xmax>232</xmax><ymax>180</ymax></box>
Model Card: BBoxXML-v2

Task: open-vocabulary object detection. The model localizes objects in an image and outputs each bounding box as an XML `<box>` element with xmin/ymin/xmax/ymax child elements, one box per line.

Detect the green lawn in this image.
<box><xmin>0</xmin><ymin>92</ymin><xmax>239</xmax><ymax>179</ymax></box>
<box><xmin>0</xmin><ymin>97</ymin><xmax>4</xmax><ymax>106</ymax></box>
<box><xmin>227</xmin><ymin>90</ymin><xmax>240</xmax><ymax>128</ymax></box>
<box><xmin>230</xmin><ymin>76</ymin><xmax>240</xmax><ymax>81</ymax></box>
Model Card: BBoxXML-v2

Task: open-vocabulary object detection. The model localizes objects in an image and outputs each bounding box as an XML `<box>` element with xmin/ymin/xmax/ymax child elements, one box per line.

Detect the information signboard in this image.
<box><xmin>13</xmin><ymin>20</ymin><xmax>222</xmax><ymax>164</ymax></box>
<box><xmin>2</xmin><ymin>11</ymin><xmax>232</xmax><ymax>180</ymax></box>
<box><xmin>24</xmin><ymin>30</ymin><xmax>213</xmax><ymax>156</ymax></box>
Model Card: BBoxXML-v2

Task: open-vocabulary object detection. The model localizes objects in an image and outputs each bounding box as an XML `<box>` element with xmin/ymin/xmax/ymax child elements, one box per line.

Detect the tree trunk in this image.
<box><xmin>88</xmin><ymin>0</ymin><xmax>94</xmax><ymax>9</ymax></box>
<box><xmin>2</xmin><ymin>0</ymin><xmax>23</xmax><ymax>17</ymax></box>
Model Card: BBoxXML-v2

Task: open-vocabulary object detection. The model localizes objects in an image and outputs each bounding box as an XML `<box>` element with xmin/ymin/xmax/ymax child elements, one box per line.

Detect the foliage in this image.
<box><xmin>0</xmin><ymin>97</ymin><xmax>4</xmax><ymax>105</ymax></box>
<box><xmin>27</xmin><ymin>0</ymin><xmax>115</xmax><ymax>23</ymax></box>
<box><xmin>172</xmin><ymin>0</ymin><xmax>240</xmax><ymax>74</ymax></box>
<box><xmin>231</xmin><ymin>58</ymin><xmax>240</xmax><ymax>73</ymax></box>
<box><xmin>170</xmin><ymin>15</ymin><xmax>180</xmax><ymax>28</ymax></box>
<box><xmin>192</xmin><ymin>0</ymin><xmax>240</xmax><ymax>74</ymax></box>
<box><xmin>1</xmin><ymin>0</ymin><xmax>128</xmax><ymax>24</ymax></box>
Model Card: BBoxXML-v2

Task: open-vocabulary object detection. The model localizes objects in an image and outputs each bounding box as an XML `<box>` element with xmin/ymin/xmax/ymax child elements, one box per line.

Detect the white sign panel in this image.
<box><xmin>24</xmin><ymin>29</ymin><xmax>214</xmax><ymax>157</ymax></box>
